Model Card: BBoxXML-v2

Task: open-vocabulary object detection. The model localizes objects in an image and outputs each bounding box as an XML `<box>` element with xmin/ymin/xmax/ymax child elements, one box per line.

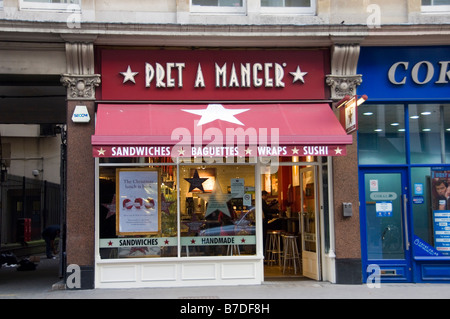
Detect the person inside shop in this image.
<box><xmin>262</xmin><ymin>190</ymin><xmax>279</xmax><ymax>220</ymax></box>
<box><xmin>42</xmin><ymin>224</ymin><xmax>60</xmax><ymax>259</ymax></box>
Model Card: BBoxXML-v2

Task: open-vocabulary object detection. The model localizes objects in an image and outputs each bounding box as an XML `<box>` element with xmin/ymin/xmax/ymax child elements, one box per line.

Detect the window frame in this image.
<box><xmin>190</xmin><ymin>0</ymin><xmax>247</xmax><ymax>14</ymax></box>
<box><xmin>260</xmin><ymin>0</ymin><xmax>316</xmax><ymax>15</ymax></box>
<box><xmin>19</xmin><ymin>0</ymin><xmax>81</xmax><ymax>12</ymax></box>
<box><xmin>421</xmin><ymin>0</ymin><xmax>450</xmax><ymax>13</ymax></box>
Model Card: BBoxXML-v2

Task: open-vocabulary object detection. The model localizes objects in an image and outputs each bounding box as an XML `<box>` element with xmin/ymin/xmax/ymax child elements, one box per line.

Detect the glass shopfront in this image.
<box><xmin>97</xmin><ymin>155</ymin><xmax>330</xmax><ymax>280</ymax></box>
<box><xmin>98</xmin><ymin>157</ymin><xmax>257</xmax><ymax>259</ymax></box>
<box><xmin>357</xmin><ymin>46</ymin><xmax>450</xmax><ymax>283</ymax></box>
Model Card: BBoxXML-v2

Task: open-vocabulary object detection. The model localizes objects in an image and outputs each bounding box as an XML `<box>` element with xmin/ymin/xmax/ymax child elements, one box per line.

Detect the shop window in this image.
<box><xmin>98</xmin><ymin>162</ymin><xmax>178</xmax><ymax>259</ymax></box>
<box><xmin>180</xmin><ymin>163</ymin><xmax>256</xmax><ymax>257</ymax></box>
<box><xmin>409</xmin><ymin>104</ymin><xmax>445</xmax><ymax>164</ymax></box>
<box><xmin>98</xmin><ymin>158</ymin><xmax>256</xmax><ymax>259</ymax></box>
<box><xmin>191</xmin><ymin>0</ymin><xmax>246</xmax><ymax>13</ymax></box>
<box><xmin>411</xmin><ymin>167</ymin><xmax>450</xmax><ymax>257</ymax></box>
<box><xmin>443</xmin><ymin>105</ymin><xmax>450</xmax><ymax>164</ymax></box>
<box><xmin>358</xmin><ymin>104</ymin><xmax>406</xmax><ymax>165</ymax></box>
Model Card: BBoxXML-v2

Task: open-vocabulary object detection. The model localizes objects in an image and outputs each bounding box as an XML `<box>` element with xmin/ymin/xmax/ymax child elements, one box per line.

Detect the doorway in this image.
<box><xmin>262</xmin><ymin>158</ymin><xmax>321</xmax><ymax>280</ymax></box>
<box><xmin>359</xmin><ymin>168</ymin><xmax>413</xmax><ymax>282</ymax></box>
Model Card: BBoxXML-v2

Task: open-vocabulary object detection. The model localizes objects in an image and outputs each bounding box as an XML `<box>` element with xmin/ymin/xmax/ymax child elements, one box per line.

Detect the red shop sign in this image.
<box><xmin>98</xmin><ymin>49</ymin><xmax>330</xmax><ymax>101</ymax></box>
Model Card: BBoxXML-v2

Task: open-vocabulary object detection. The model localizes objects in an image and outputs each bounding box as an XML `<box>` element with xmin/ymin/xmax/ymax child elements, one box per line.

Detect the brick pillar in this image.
<box><xmin>61</xmin><ymin>42</ymin><xmax>100</xmax><ymax>289</ymax></box>
<box><xmin>326</xmin><ymin>43</ymin><xmax>363</xmax><ymax>284</ymax></box>
<box><xmin>332</xmin><ymin>131</ymin><xmax>362</xmax><ymax>284</ymax></box>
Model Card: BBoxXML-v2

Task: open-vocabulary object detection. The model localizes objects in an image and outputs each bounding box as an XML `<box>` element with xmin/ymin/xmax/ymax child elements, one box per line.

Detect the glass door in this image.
<box><xmin>360</xmin><ymin>169</ymin><xmax>413</xmax><ymax>282</ymax></box>
<box><xmin>300</xmin><ymin>166</ymin><xmax>320</xmax><ymax>280</ymax></box>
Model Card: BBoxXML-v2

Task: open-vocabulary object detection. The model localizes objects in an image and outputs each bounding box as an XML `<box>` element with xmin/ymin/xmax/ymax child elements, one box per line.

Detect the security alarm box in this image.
<box><xmin>343</xmin><ymin>202</ymin><xmax>352</xmax><ymax>217</ymax></box>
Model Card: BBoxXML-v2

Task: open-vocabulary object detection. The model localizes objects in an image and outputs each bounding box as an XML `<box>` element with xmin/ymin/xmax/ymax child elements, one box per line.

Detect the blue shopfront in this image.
<box><xmin>357</xmin><ymin>46</ymin><xmax>450</xmax><ymax>283</ymax></box>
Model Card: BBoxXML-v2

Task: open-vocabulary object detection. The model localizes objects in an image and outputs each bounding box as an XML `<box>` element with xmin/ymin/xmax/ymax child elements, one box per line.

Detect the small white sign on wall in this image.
<box><xmin>72</xmin><ymin>105</ymin><xmax>90</xmax><ymax>123</ymax></box>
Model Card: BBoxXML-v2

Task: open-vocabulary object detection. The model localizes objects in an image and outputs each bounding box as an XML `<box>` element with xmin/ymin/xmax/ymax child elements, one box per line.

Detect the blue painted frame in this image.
<box><xmin>359</xmin><ymin>166</ymin><xmax>413</xmax><ymax>283</ymax></box>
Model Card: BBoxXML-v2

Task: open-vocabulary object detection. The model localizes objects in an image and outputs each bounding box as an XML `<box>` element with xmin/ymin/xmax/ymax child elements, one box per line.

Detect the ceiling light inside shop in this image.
<box><xmin>398</xmin><ymin>129</ymin><xmax>405</xmax><ymax>132</ymax></box>
<box><xmin>374</xmin><ymin>129</ymin><xmax>383</xmax><ymax>132</ymax></box>
<box><xmin>422</xmin><ymin>128</ymin><xmax>431</xmax><ymax>132</ymax></box>
<box><xmin>410</xmin><ymin>115</ymin><xmax>420</xmax><ymax>119</ymax></box>
<box><xmin>391</xmin><ymin>122</ymin><xmax>399</xmax><ymax>126</ymax></box>
<box><xmin>421</xmin><ymin>112</ymin><xmax>432</xmax><ymax>115</ymax></box>
<box><xmin>363</xmin><ymin>112</ymin><xmax>373</xmax><ymax>116</ymax></box>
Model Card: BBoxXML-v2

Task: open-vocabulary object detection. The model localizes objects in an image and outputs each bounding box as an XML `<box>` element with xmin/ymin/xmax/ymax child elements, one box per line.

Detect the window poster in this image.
<box><xmin>116</xmin><ymin>168</ymin><xmax>161</xmax><ymax>235</ymax></box>
<box><xmin>431</xmin><ymin>168</ymin><xmax>450</xmax><ymax>255</ymax></box>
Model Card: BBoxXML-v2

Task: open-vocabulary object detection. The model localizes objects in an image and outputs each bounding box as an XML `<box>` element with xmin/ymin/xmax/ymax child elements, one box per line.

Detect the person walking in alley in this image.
<box><xmin>42</xmin><ymin>225</ymin><xmax>60</xmax><ymax>259</ymax></box>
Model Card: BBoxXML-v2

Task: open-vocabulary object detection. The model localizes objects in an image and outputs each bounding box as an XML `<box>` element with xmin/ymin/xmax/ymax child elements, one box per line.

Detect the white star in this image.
<box><xmin>182</xmin><ymin>104</ymin><xmax>250</xmax><ymax>126</ymax></box>
<box><xmin>97</xmin><ymin>147</ymin><xmax>106</xmax><ymax>156</ymax></box>
<box><xmin>335</xmin><ymin>147</ymin><xmax>343</xmax><ymax>155</ymax></box>
<box><xmin>120</xmin><ymin>65</ymin><xmax>139</xmax><ymax>84</ymax></box>
<box><xmin>177</xmin><ymin>147</ymin><xmax>185</xmax><ymax>156</ymax></box>
<box><xmin>289</xmin><ymin>66</ymin><xmax>308</xmax><ymax>84</ymax></box>
<box><xmin>291</xmin><ymin>147</ymin><xmax>299</xmax><ymax>155</ymax></box>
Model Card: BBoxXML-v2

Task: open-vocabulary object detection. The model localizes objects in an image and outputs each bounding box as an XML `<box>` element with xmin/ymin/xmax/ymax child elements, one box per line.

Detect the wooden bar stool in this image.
<box><xmin>282</xmin><ymin>234</ymin><xmax>301</xmax><ymax>274</ymax></box>
<box><xmin>265</xmin><ymin>230</ymin><xmax>282</xmax><ymax>266</ymax></box>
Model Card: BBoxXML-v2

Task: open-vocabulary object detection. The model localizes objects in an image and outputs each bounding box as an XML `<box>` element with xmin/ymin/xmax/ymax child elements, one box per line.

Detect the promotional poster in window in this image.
<box><xmin>430</xmin><ymin>168</ymin><xmax>450</xmax><ymax>256</ymax></box>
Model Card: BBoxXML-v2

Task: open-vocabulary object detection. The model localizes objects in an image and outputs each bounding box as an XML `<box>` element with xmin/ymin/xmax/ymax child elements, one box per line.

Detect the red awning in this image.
<box><xmin>92</xmin><ymin>103</ymin><xmax>352</xmax><ymax>157</ymax></box>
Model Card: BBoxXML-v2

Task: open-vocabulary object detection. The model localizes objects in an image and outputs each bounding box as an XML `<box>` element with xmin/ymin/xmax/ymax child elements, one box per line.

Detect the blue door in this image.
<box><xmin>360</xmin><ymin>168</ymin><xmax>413</xmax><ymax>282</ymax></box>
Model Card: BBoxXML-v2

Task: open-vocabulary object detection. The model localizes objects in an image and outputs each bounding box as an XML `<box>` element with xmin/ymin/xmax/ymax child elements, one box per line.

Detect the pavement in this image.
<box><xmin>1</xmin><ymin>255</ymin><xmax>450</xmax><ymax>300</ymax></box>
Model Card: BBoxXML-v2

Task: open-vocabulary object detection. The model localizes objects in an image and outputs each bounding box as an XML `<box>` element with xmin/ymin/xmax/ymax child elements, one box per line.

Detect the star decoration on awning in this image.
<box><xmin>181</xmin><ymin>104</ymin><xmax>250</xmax><ymax>126</ymax></box>
<box><xmin>177</xmin><ymin>147</ymin><xmax>186</xmax><ymax>156</ymax></box>
<box><xmin>185</xmin><ymin>169</ymin><xmax>209</xmax><ymax>192</ymax></box>
<box><xmin>289</xmin><ymin>66</ymin><xmax>308</xmax><ymax>84</ymax></box>
<box><xmin>198</xmin><ymin>181</ymin><xmax>232</xmax><ymax>217</ymax></box>
<box><xmin>97</xmin><ymin>147</ymin><xmax>106</xmax><ymax>156</ymax></box>
<box><xmin>334</xmin><ymin>147</ymin><xmax>343</xmax><ymax>155</ymax></box>
<box><xmin>102</xmin><ymin>195</ymin><xmax>116</xmax><ymax>219</ymax></box>
<box><xmin>120</xmin><ymin>65</ymin><xmax>139</xmax><ymax>84</ymax></box>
